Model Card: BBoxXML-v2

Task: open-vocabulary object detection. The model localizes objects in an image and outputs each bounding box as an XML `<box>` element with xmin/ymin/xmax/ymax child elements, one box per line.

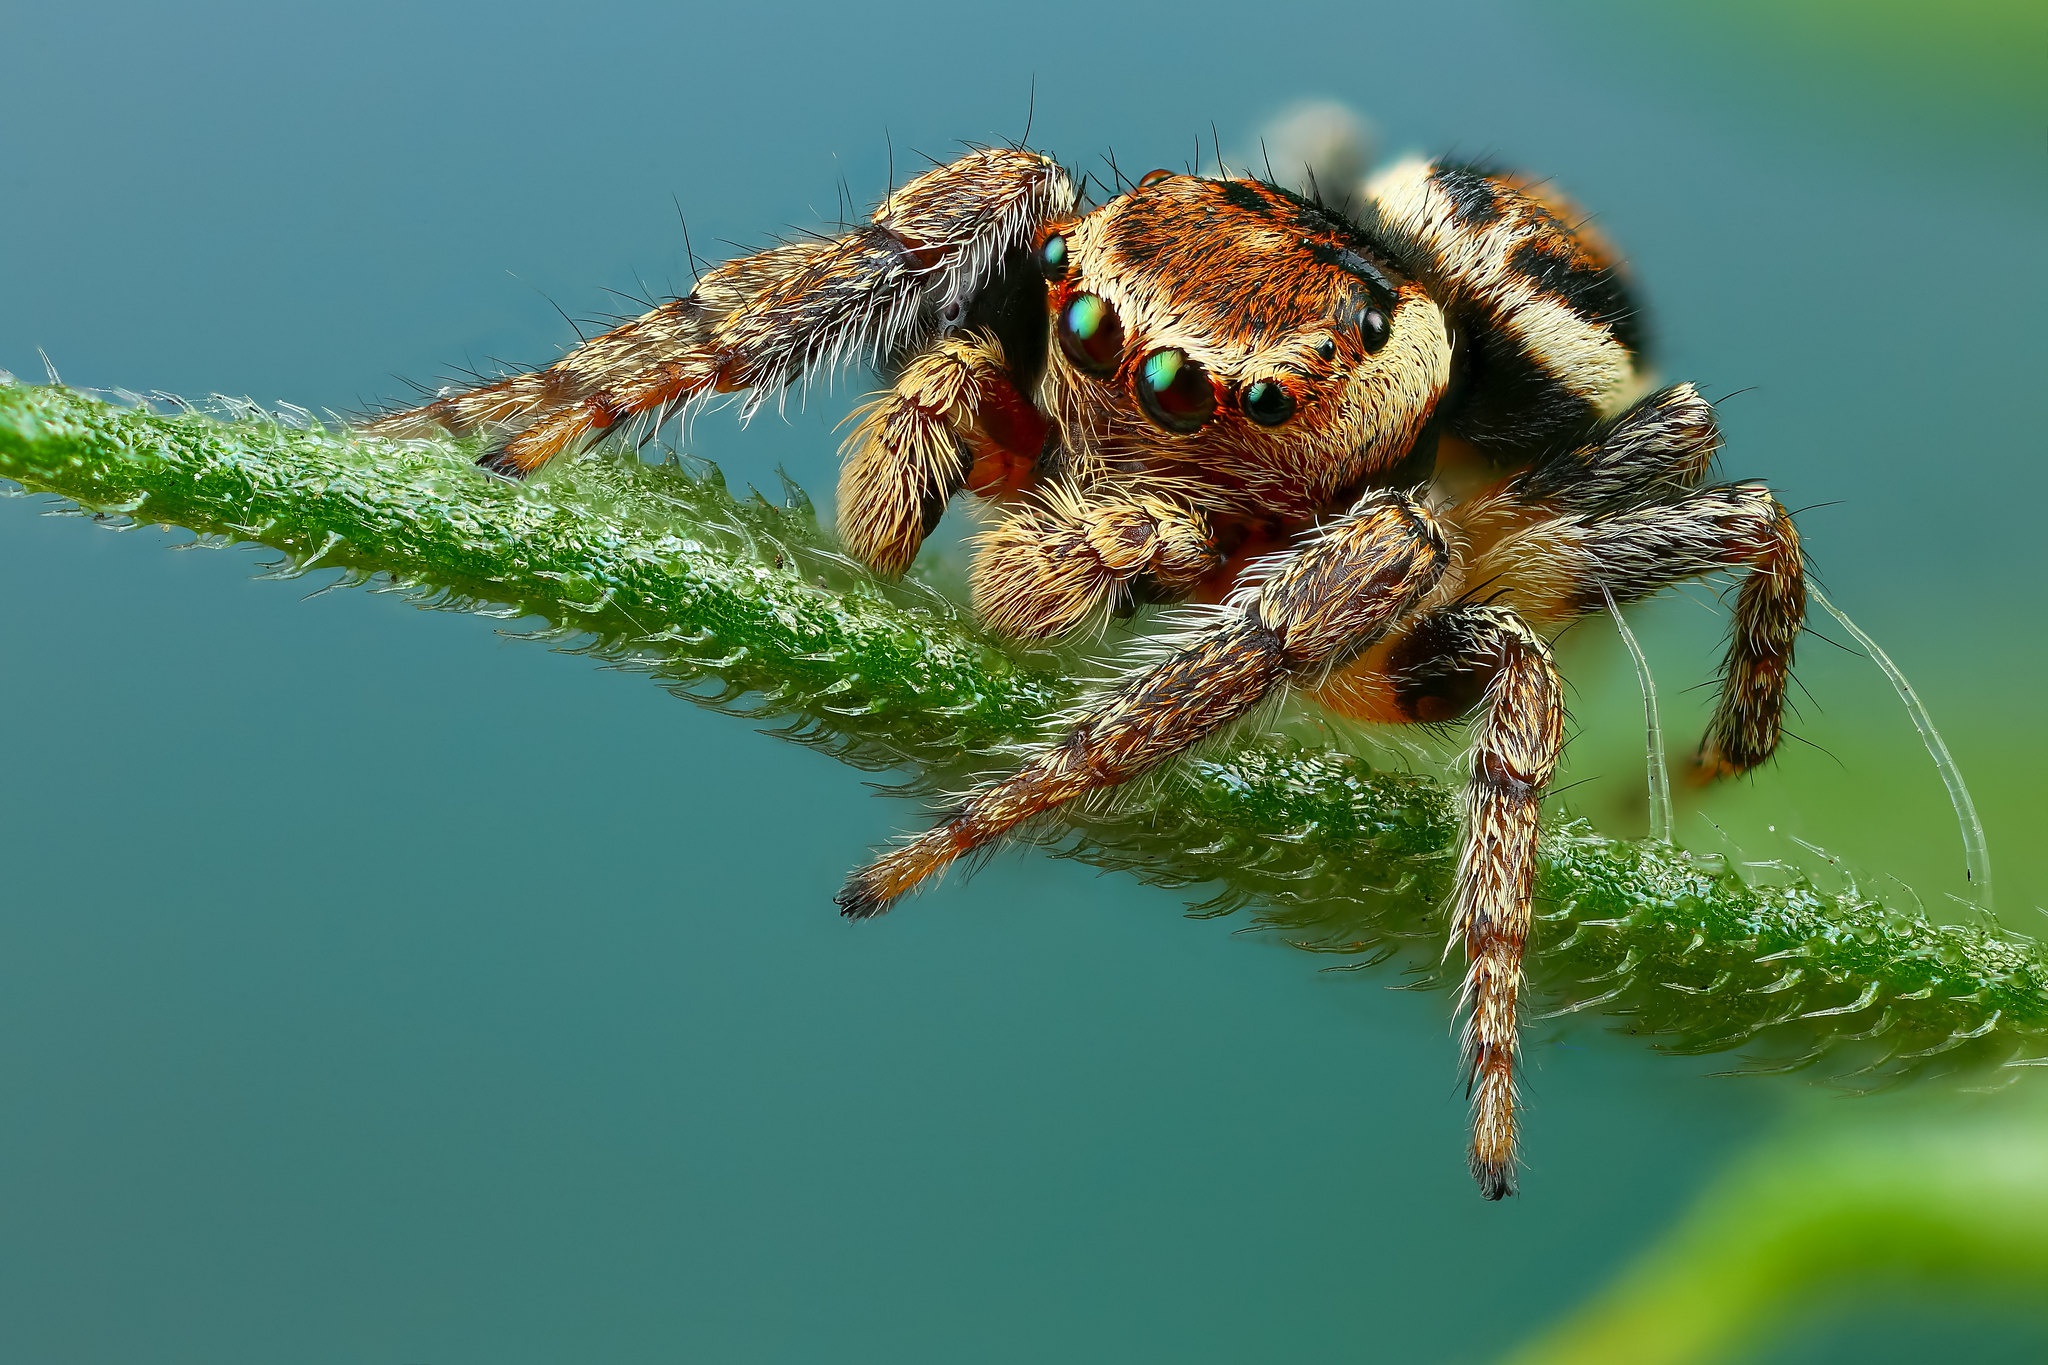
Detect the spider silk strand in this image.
<box><xmin>1810</xmin><ymin>585</ymin><xmax>1992</xmax><ymax>910</ymax></box>
<box><xmin>1601</xmin><ymin>582</ymin><xmax>1673</xmax><ymax>844</ymax></box>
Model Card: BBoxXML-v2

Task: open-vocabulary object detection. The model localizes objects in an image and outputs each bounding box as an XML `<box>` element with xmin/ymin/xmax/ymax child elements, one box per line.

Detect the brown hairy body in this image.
<box><xmin>367</xmin><ymin>142</ymin><xmax>1806</xmax><ymax>1199</ymax></box>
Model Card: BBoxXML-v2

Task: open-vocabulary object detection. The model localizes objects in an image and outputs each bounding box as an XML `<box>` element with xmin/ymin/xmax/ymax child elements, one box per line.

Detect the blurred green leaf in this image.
<box><xmin>1503</xmin><ymin>1076</ymin><xmax>2048</xmax><ymax>1365</ymax></box>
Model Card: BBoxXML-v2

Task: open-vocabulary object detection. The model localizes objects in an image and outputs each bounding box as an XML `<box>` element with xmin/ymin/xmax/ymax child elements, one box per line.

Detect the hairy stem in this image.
<box><xmin>3</xmin><ymin>379</ymin><xmax>2044</xmax><ymax>1079</ymax></box>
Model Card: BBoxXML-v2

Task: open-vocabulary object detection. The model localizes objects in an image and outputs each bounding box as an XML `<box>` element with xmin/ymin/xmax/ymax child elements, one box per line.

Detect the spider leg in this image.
<box><xmin>364</xmin><ymin>148</ymin><xmax>1074</xmax><ymax>487</ymax></box>
<box><xmin>1698</xmin><ymin>494</ymin><xmax>1803</xmax><ymax>776</ymax></box>
<box><xmin>836</xmin><ymin>490</ymin><xmax>1450</xmax><ymax>915</ymax></box>
<box><xmin>1467</xmin><ymin>483</ymin><xmax>1804</xmax><ymax>777</ymax></box>
<box><xmin>1511</xmin><ymin>382</ymin><xmax>1721</xmax><ymax>513</ymax></box>
<box><xmin>1312</xmin><ymin>605</ymin><xmax>1562</xmax><ymax>1199</ymax></box>
<box><xmin>835</xmin><ymin>331</ymin><xmax>1049</xmax><ymax>576</ymax></box>
<box><xmin>1433</xmin><ymin>610</ymin><xmax>1560</xmax><ymax>1201</ymax></box>
<box><xmin>968</xmin><ymin>483</ymin><xmax>1218</xmax><ymax>639</ymax></box>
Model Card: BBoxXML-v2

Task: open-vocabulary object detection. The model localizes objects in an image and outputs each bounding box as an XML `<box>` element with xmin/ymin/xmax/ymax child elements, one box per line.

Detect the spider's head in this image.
<box><xmin>1032</xmin><ymin>172</ymin><xmax>1452</xmax><ymax>506</ymax></box>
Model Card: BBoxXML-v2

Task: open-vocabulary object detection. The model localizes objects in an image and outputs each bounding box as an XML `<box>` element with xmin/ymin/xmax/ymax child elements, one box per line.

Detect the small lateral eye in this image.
<box><xmin>1139</xmin><ymin>168</ymin><xmax>1174</xmax><ymax>188</ymax></box>
<box><xmin>1354</xmin><ymin>305</ymin><xmax>1390</xmax><ymax>352</ymax></box>
<box><xmin>1314</xmin><ymin>336</ymin><xmax>1337</xmax><ymax>361</ymax></box>
<box><xmin>1058</xmin><ymin>292</ymin><xmax>1125</xmax><ymax>376</ymax></box>
<box><xmin>1241</xmin><ymin>379</ymin><xmax>1297</xmax><ymax>427</ymax></box>
<box><xmin>1036</xmin><ymin>233</ymin><xmax>1069</xmax><ymax>280</ymax></box>
<box><xmin>1135</xmin><ymin>348</ymin><xmax>1216</xmax><ymax>433</ymax></box>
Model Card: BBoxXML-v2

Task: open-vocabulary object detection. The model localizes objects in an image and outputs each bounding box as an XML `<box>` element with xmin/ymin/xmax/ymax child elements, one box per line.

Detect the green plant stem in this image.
<box><xmin>3</xmin><ymin>379</ymin><xmax>2044</xmax><ymax>1077</ymax></box>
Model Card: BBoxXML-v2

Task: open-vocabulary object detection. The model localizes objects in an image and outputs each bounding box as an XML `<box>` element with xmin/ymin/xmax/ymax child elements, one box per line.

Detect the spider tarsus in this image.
<box><xmin>1471</xmin><ymin>1155</ymin><xmax>1518</xmax><ymax>1201</ymax></box>
<box><xmin>835</xmin><ymin>870</ymin><xmax>900</xmax><ymax>921</ymax></box>
<box><xmin>1692</xmin><ymin>742</ymin><xmax>1758</xmax><ymax>785</ymax></box>
<box><xmin>840</xmin><ymin>826</ymin><xmax>967</xmax><ymax>919</ymax></box>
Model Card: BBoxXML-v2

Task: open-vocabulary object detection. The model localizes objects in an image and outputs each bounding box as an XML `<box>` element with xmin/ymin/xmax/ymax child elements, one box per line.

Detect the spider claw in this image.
<box><xmin>834</xmin><ymin>872</ymin><xmax>896</xmax><ymax>921</ymax></box>
<box><xmin>1471</xmin><ymin>1154</ymin><xmax>1518</xmax><ymax>1201</ymax></box>
<box><xmin>475</xmin><ymin>445</ymin><xmax>530</xmax><ymax>480</ymax></box>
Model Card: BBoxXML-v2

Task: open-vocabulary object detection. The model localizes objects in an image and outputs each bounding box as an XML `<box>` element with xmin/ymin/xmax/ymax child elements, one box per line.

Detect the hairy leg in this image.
<box><xmin>969</xmin><ymin>483</ymin><xmax>1218</xmax><ymax>639</ymax></box>
<box><xmin>837</xmin><ymin>332</ymin><xmax>1046</xmax><ymax>577</ymax></box>
<box><xmin>1465</xmin><ymin>482</ymin><xmax>1804</xmax><ymax>777</ymax></box>
<box><xmin>1464</xmin><ymin>381</ymin><xmax>1801</xmax><ymax>774</ymax></box>
<box><xmin>1450</xmin><ymin>382</ymin><xmax>1722</xmax><ymax>553</ymax></box>
<box><xmin>837</xmin><ymin>490</ymin><xmax>1450</xmax><ymax>915</ymax></box>
<box><xmin>365</xmin><ymin>148</ymin><xmax>1073</xmax><ymax>481</ymax></box>
<box><xmin>1312</xmin><ymin>605</ymin><xmax>1563</xmax><ymax>1198</ymax></box>
<box><xmin>1444</xmin><ymin>610</ymin><xmax>1562</xmax><ymax>1198</ymax></box>
<box><xmin>1697</xmin><ymin>495</ymin><xmax>1803</xmax><ymax>775</ymax></box>
<box><xmin>1511</xmin><ymin>382</ymin><xmax>1721</xmax><ymax>513</ymax></box>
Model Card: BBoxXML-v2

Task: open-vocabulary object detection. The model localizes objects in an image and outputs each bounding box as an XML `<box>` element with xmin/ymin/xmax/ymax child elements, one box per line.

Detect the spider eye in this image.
<box><xmin>1036</xmin><ymin>233</ymin><xmax>1069</xmax><ymax>281</ymax></box>
<box><xmin>1354</xmin><ymin>305</ymin><xmax>1390</xmax><ymax>353</ymax></box>
<box><xmin>1135</xmin><ymin>348</ymin><xmax>1215</xmax><ymax>433</ymax></box>
<box><xmin>1058</xmin><ymin>292</ymin><xmax>1124</xmax><ymax>376</ymax></box>
<box><xmin>1314</xmin><ymin>336</ymin><xmax>1337</xmax><ymax>361</ymax></box>
<box><xmin>1139</xmin><ymin>168</ymin><xmax>1174</xmax><ymax>188</ymax></box>
<box><xmin>1241</xmin><ymin>379</ymin><xmax>1297</xmax><ymax>427</ymax></box>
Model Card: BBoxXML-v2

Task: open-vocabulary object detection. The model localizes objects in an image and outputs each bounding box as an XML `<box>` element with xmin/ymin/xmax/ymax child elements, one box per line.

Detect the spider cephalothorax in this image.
<box><xmin>1029</xmin><ymin>174</ymin><xmax>1449</xmax><ymax>513</ymax></box>
<box><xmin>366</xmin><ymin>141</ymin><xmax>1805</xmax><ymax>1200</ymax></box>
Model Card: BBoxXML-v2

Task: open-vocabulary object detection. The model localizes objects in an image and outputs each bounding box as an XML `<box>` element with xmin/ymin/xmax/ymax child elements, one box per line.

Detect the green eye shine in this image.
<box><xmin>1036</xmin><ymin>233</ymin><xmax>1068</xmax><ymax>280</ymax></box>
<box><xmin>1241</xmin><ymin>379</ymin><xmax>1297</xmax><ymax>427</ymax></box>
<box><xmin>1136</xmin><ymin>347</ymin><xmax>1215</xmax><ymax>432</ymax></box>
<box><xmin>1058</xmin><ymin>292</ymin><xmax>1124</xmax><ymax>375</ymax></box>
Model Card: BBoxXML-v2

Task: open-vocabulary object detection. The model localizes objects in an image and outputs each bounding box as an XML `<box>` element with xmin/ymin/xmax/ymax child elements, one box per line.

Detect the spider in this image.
<box><xmin>366</xmin><ymin>142</ymin><xmax>1805</xmax><ymax>1199</ymax></box>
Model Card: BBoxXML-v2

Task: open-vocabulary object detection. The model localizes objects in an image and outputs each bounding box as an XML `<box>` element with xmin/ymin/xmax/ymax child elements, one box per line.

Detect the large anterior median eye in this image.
<box><xmin>1135</xmin><ymin>348</ymin><xmax>1215</xmax><ymax>432</ymax></box>
<box><xmin>1240</xmin><ymin>379</ymin><xmax>1297</xmax><ymax>427</ymax></box>
<box><xmin>1058</xmin><ymin>292</ymin><xmax>1124</xmax><ymax>376</ymax></box>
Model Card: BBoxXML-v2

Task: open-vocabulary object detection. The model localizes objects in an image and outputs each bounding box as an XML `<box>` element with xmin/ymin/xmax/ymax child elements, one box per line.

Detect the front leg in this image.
<box><xmin>837</xmin><ymin>489</ymin><xmax>1449</xmax><ymax>914</ymax></box>
<box><xmin>365</xmin><ymin>147</ymin><xmax>1074</xmax><ymax>482</ymax></box>
<box><xmin>969</xmin><ymin>484</ymin><xmax>1220</xmax><ymax>639</ymax></box>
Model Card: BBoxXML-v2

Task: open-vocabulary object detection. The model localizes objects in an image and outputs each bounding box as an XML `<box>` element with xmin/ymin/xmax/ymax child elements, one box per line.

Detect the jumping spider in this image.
<box><xmin>368</xmin><ymin>144</ymin><xmax>1804</xmax><ymax>1199</ymax></box>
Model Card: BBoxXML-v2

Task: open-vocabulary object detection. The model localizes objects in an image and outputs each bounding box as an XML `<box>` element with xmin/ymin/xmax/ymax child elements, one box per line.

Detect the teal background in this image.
<box><xmin>3</xmin><ymin>2</ymin><xmax>2044</xmax><ymax>1360</ymax></box>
